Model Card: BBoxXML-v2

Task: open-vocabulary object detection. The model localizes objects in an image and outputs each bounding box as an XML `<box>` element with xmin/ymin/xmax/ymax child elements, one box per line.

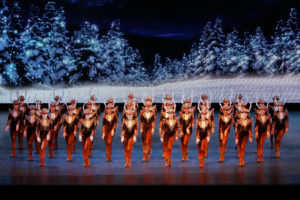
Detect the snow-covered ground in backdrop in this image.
<box><xmin>0</xmin><ymin>75</ymin><xmax>300</xmax><ymax>103</ymax></box>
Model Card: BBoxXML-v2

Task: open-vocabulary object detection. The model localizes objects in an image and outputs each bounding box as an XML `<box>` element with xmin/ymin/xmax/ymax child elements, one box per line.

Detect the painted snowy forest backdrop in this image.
<box><xmin>0</xmin><ymin>1</ymin><xmax>299</xmax><ymax>87</ymax></box>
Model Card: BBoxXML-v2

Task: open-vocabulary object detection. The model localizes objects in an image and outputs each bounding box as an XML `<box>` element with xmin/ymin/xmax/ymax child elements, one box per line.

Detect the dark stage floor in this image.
<box><xmin>0</xmin><ymin>110</ymin><xmax>300</xmax><ymax>185</ymax></box>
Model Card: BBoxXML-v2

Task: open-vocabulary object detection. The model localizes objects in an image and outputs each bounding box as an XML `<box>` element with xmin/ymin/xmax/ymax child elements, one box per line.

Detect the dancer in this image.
<box><xmin>218</xmin><ymin>98</ymin><xmax>234</xmax><ymax>163</ymax></box>
<box><xmin>84</xmin><ymin>100</ymin><xmax>100</xmax><ymax>150</ymax></box>
<box><xmin>36</xmin><ymin>108</ymin><xmax>52</xmax><ymax>167</ymax></box>
<box><xmin>160</xmin><ymin>94</ymin><xmax>176</xmax><ymax>157</ymax></box>
<box><xmin>78</xmin><ymin>109</ymin><xmax>96</xmax><ymax>167</ymax></box>
<box><xmin>233</xmin><ymin>93</ymin><xmax>243</xmax><ymax>148</ymax></box>
<box><xmin>179</xmin><ymin>103</ymin><xmax>195</xmax><ymax>162</ymax></box>
<box><xmin>102</xmin><ymin>98</ymin><xmax>118</xmax><ymax>162</ymax></box>
<box><xmin>62</xmin><ymin>106</ymin><xmax>78</xmax><ymax>161</ymax></box>
<box><xmin>159</xmin><ymin>98</ymin><xmax>176</xmax><ymax>159</ymax></box>
<box><xmin>69</xmin><ymin>98</ymin><xmax>82</xmax><ymax>153</ymax></box>
<box><xmin>121</xmin><ymin>105</ymin><xmax>138</xmax><ymax>167</ymax></box>
<box><xmin>268</xmin><ymin>96</ymin><xmax>280</xmax><ymax>149</ymax></box>
<box><xmin>17</xmin><ymin>95</ymin><xmax>29</xmax><ymax>150</ymax></box>
<box><xmin>5</xmin><ymin>100</ymin><xmax>21</xmax><ymax>157</ymax></box>
<box><xmin>254</xmin><ymin>106</ymin><xmax>271</xmax><ymax>163</ymax></box>
<box><xmin>161</xmin><ymin>108</ymin><xmax>179</xmax><ymax>167</ymax></box>
<box><xmin>48</xmin><ymin>102</ymin><xmax>62</xmax><ymax>158</ymax></box>
<box><xmin>53</xmin><ymin>93</ymin><xmax>66</xmax><ymax>149</ymax></box>
<box><xmin>34</xmin><ymin>99</ymin><xmax>42</xmax><ymax>153</ymax></box>
<box><xmin>142</xmin><ymin>96</ymin><xmax>157</xmax><ymax>154</ymax></box>
<box><xmin>272</xmin><ymin>101</ymin><xmax>289</xmax><ymax>158</ymax></box>
<box><xmin>196</xmin><ymin>110</ymin><xmax>212</xmax><ymax>168</ymax></box>
<box><xmin>198</xmin><ymin>94</ymin><xmax>214</xmax><ymax>158</ymax></box>
<box><xmin>24</xmin><ymin>105</ymin><xmax>38</xmax><ymax>161</ymax></box>
<box><xmin>235</xmin><ymin>109</ymin><xmax>253</xmax><ymax>167</ymax></box>
<box><xmin>140</xmin><ymin>101</ymin><xmax>156</xmax><ymax>161</ymax></box>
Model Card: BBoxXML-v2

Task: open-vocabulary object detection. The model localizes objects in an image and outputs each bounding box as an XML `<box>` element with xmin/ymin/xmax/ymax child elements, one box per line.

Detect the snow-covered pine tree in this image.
<box><xmin>248</xmin><ymin>27</ymin><xmax>270</xmax><ymax>75</ymax></box>
<box><xmin>286</xmin><ymin>31</ymin><xmax>300</xmax><ymax>73</ymax></box>
<box><xmin>287</xmin><ymin>29</ymin><xmax>300</xmax><ymax>73</ymax></box>
<box><xmin>193</xmin><ymin>21</ymin><xmax>213</xmax><ymax>76</ymax></box>
<box><xmin>238</xmin><ymin>31</ymin><xmax>254</xmax><ymax>74</ymax></box>
<box><xmin>268</xmin><ymin>19</ymin><xmax>286</xmax><ymax>74</ymax></box>
<box><xmin>21</xmin><ymin>4</ymin><xmax>49</xmax><ymax>85</ymax></box>
<box><xmin>163</xmin><ymin>57</ymin><xmax>176</xmax><ymax>81</ymax></box>
<box><xmin>152</xmin><ymin>53</ymin><xmax>167</xmax><ymax>84</ymax></box>
<box><xmin>1</xmin><ymin>1</ymin><xmax>24</xmax><ymax>86</ymax></box>
<box><xmin>98</xmin><ymin>20</ymin><xmax>126</xmax><ymax>84</ymax></box>
<box><xmin>183</xmin><ymin>43</ymin><xmax>198</xmax><ymax>78</ymax></box>
<box><xmin>42</xmin><ymin>3</ymin><xmax>72</xmax><ymax>85</ymax></box>
<box><xmin>99</xmin><ymin>20</ymin><xmax>148</xmax><ymax>85</ymax></box>
<box><xmin>180</xmin><ymin>53</ymin><xmax>190</xmax><ymax>79</ymax></box>
<box><xmin>172</xmin><ymin>58</ymin><xmax>186</xmax><ymax>80</ymax></box>
<box><xmin>284</xmin><ymin>8</ymin><xmax>299</xmax><ymax>73</ymax></box>
<box><xmin>123</xmin><ymin>46</ymin><xmax>149</xmax><ymax>85</ymax></box>
<box><xmin>69</xmin><ymin>21</ymin><xmax>101</xmax><ymax>84</ymax></box>
<box><xmin>202</xmin><ymin>18</ymin><xmax>226</xmax><ymax>76</ymax></box>
<box><xmin>0</xmin><ymin>0</ymin><xmax>9</xmax><ymax>85</ymax></box>
<box><xmin>223</xmin><ymin>27</ymin><xmax>243</xmax><ymax>75</ymax></box>
<box><xmin>0</xmin><ymin>0</ymin><xmax>7</xmax><ymax>33</ymax></box>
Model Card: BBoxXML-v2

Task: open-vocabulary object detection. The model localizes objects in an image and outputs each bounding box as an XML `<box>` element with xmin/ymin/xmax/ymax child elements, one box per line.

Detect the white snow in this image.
<box><xmin>0</xmin><ymin>75</ymin><xmax>300</xmax><ymax>103</ymax></box>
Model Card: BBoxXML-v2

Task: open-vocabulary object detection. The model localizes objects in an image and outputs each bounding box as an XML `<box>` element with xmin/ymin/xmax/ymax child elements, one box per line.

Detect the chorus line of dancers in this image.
<box><xmin>5</xmin><ymin>90</ymin><xmax>289</xmax><ymax>167</ymax></box>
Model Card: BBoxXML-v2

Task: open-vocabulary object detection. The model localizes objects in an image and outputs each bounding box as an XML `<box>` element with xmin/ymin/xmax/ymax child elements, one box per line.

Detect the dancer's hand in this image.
<box><xmin>111</xmin><ymin>130</ymin><xmax>114</xmax><ymax>136</ymax></box>
<box><xmin>207</xmin><ymin>137</ymin><xmax>210</xmax><ymax>142</ymax></box>
<box><xmin>16</xmin><ymin>124</ymin><xmax>19</xmax><ymax>131</ymax></box>
<box><xmin>212</xmin><ymin>128</ymin><xmax>215</xmax><ymax>133</ymax></box>
<box><xmin>180</xmin><ymin>131</ymin><xmax>183</xmax><ymax>137</ymax></box>
<box><xmin>176</xmin><ymin>136</ymin><xmax>178</xmax><ymax>141</ymax></box>
<box><xmin>255</xmin><ymin>132</ymin><xmax>258</xmax><ymax>139</ymax></box>
<box><xmin>235</xmin><ymin>138</ymin><xmax>238</xmax><ymax>145</ymax></box>
<box><xmin>37</xmin><ymin>136</ymin><xmax>41</xmax><ymax>143</ymax></box>
<box><xmin>151</xmin><ymin>128</ymin><xmax>154</xmax><ymax>135</ymax></box>
<box><xmin>5</xmin><ymin>126</ymin><xmax>9</xmax><ymax>132</ymax></box>
<box><xmin>102</xmin><ymin>134</ymin><xmax>105</xmax><ymax>140</ymax></box>
<box><xmin>249</xmin><ymin>137</ymin><xmax>253</xmax><ymax>143</ymax></box>
<box><xmin>90</xmin><ymin>135</ymin><xmax>93</xmax><ymax>142</ymax></box>
<box><xmin>121</xmin><ymin>136</ymin><xmax>124</xmax><ymax>143</ymax></box>
<box><xmin>267</xmin><ymin>131</ymin><xmax>270</xmax><ymax>138</ymax></box>
<box><xmin>133</xmin><ymin>136</ymin><xmax>137</xmax><ymax>143</ymax></box>
<box><xmin>196</xmin><ymin>138</ymin><xmax>200</xmax><ymax>144</ymax></box>
<box><xmin>160</xmin><ymin>137</ymin><xmax>163</xmax><ymax>143</ymax></box>
<box><xmin>79</xmin><ymin>135</ymin><xmax>82</xmax><ymax>142</ymax></box>
<box><xmin>24</xmin><ymin>131</ymin><xmax>27</xmax><ymax>138</ymax></box>
<box><xmin>46</xmin><ymin>134</ymin><xmax>50</xmax><ymax>141</ymax></box>
<box><xmin>54</xmin><ymin>126</ymin><xmax>57</xmax><ymax>131</ymax></box>
<box><xmin>186</xmin><ymin>128</ymin><xmax>190</xmax><ymax>134</ymax></box>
